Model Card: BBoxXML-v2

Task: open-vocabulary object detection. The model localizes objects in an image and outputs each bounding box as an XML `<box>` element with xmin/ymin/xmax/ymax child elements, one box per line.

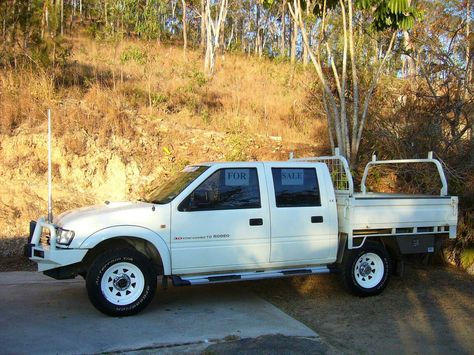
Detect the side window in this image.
<box><xmin>271</xmin><ymin>168</ymin><xmax>321</xmax><ymax>207</ymax></box>
<box><xmin>179</xmin><ymin>168</ymin><xmax>261</xmax><ymax>211</ymax></box>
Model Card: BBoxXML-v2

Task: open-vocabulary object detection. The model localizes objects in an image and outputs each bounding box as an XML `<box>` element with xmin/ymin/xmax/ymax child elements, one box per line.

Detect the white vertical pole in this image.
<box><xmin>47</xmin><ymin>109</ymin><xmax>53</xmax><ymax>223</ymax></box>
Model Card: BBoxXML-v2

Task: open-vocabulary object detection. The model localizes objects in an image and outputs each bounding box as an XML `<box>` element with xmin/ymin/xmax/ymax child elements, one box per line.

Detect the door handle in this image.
<box><xmin>311</xmin><ymin>216</ymin><xmax>324</xmax><ymax>223</ymax></box>
<box><xmin>249</xmin><ymin>218</ymin><xmax>263</xmax><ymax>226</ymax></box>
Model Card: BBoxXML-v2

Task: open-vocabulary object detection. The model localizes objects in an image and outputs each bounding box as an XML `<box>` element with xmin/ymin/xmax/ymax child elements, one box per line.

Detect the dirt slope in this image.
<box><xmin>0</xmin><ymin>116</ymin><xmax>319</xmax><ymax>258</ymax></box>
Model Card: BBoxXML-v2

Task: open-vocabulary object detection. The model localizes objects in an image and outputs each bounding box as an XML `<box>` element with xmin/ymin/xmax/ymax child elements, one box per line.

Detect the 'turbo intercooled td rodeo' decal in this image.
<box><xmin>174</xmin><ymin>234</ymin><xmax>230</xmax><ymax>241</ymax></box>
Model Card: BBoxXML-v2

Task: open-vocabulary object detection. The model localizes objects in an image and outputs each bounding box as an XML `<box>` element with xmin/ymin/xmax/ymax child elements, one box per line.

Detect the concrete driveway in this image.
<box><xmin>0</xmin><ymin>272</ymin><xmax>318</xmax><ymax>354</ymax></box>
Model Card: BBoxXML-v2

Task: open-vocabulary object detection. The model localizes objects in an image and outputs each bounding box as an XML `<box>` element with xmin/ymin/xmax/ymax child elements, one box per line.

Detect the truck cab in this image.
<box><xmin>168</xmin><ymin>162</ymin><xmax>338</xmax><ymax>274</ymax></box>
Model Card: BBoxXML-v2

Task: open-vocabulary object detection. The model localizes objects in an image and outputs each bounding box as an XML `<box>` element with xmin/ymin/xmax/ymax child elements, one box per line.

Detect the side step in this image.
<box><xmin>172</xmin><ymin>266</ymin><xmax>332</xmax><ymax>286</ymax></box>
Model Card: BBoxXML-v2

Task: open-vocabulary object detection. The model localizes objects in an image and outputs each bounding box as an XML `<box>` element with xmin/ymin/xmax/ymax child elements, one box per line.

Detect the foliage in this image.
<box><xmin>355</xmin><ymin>0</ymin><xmax>422</xmax><ymax>31</ymax></box>
<box><xmin>0</xmin><ymin>0</ymin><xmax>53</xmax><ymax>67</ymax></box>
<box><xmin>224</xmin><ymin>132</ymin><xmax>251</xmax><ymax>161</ymax></box>
<box><xmin>263</xmin><ymin>0</ymin><xmax>421</xmax><ymax>31</ymax></box>
<box><xmin>120</xmin><ymin>46</ymin><xmax>147</xmax><ymax>64</ymax></box>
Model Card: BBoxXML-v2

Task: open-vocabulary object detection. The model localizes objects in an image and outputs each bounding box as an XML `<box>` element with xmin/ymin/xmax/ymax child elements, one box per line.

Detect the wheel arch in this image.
<box><xmin>346</xmin><ymin>236</ymin><xmax>397</xmax><ymax>261</ymax></box>
<box><xmin>80</xmin><ymin>226</ymin><xmax>171</xmax><ymax>275</ymax></box>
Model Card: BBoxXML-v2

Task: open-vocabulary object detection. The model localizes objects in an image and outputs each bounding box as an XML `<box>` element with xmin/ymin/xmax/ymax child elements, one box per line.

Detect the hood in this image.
<box><xmin>55</xmin><ymin>201</ymin><xmax>165</xmax><ymax>242</ymax></box>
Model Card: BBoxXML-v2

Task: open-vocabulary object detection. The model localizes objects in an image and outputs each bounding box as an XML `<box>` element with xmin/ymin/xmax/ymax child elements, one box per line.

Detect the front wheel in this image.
<box><xmin>341</xmin><ymin>242</ymin><xmax>391</xmax><ymax>297</ymax></box>
<box><xmin>86</xmin><ymin>248</ymin><xmax>157</xmax><ymax>316</ymax></box>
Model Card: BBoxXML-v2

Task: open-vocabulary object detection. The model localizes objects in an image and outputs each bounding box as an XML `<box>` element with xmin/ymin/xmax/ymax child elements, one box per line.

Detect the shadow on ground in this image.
<box><xmin>203</xmin><ymin>334</ymin><xmax>332</xmax><ymax>355</ymax></box>
<box><xmin>249</xmin><ymin>262</ymin><xmax>474</xmax><ymax>355</ymax></box>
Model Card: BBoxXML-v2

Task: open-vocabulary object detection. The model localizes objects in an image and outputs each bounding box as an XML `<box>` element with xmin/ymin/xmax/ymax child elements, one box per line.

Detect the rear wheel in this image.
<box><xmin>86</xmin><ymin>248</ymin><xmax>157</xmax><ymax>316</ymax></box>
<box><xmin>341</xmin><ymin>242</ymin><xmax>390</xmax><ymax>297</ymax></box>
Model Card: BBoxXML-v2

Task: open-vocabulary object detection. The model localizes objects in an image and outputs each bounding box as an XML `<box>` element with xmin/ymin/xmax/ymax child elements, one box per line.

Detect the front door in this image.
<box><xmin>171</xmin><ymin>165</ymin><xmax>270</xmax><ymax>274</ymax></box>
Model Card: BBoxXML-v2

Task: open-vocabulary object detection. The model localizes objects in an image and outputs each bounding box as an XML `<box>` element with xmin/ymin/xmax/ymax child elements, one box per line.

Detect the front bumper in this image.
<box><xmin>25</xmin><ymin>218</ymin><xmax>88</xmax><ymax>272</ymax></box>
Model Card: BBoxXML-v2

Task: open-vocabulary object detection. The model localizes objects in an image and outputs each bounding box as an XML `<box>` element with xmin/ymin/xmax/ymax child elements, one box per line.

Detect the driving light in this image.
<box><xmin>56</xmin><ymin>228</ymin><xmax>75</xmax><ymax>246</ymax></box>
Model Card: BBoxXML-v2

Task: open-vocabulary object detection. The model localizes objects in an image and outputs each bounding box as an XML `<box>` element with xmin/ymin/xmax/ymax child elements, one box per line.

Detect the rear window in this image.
<box><xmin>271</xmin><ymin>168</ymin><xmax>321</xmax><ymax>207</ymax></box>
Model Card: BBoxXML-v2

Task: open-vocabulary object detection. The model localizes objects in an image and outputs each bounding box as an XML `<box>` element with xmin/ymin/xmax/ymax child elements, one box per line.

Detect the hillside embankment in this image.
<box><xmin>0</xmin><ymin>37</ymin><xmax>325</xmax><ymax>260</ymax></box>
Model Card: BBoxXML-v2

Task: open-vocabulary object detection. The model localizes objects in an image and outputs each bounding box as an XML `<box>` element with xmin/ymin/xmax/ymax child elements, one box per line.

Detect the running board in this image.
<box><xmin>171</xmin><ymin>266</ymin><xmax>332</xmax><ymax>286</ymax></box>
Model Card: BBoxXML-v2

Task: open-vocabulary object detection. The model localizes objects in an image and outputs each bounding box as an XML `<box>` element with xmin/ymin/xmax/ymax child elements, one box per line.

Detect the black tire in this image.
<box><xmin>86</xmin><ymin>248</ymin><xmax>157</xmax><ymax>316</ymax></box>
<box><xmin>341</xmin><ymin>242</ymin><xmax>391</xmax><ymax>297</ymax></box>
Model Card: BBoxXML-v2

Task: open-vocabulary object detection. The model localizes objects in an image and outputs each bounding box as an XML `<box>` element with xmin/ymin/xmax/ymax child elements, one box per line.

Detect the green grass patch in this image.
<box><xmin>461</xmin><ymin>248</ymin><xmax>474</xmax><ymax>269</ymax></box>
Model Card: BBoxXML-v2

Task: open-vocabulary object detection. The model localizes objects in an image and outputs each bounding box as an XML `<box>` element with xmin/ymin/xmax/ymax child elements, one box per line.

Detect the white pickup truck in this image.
<box><xmin>25</xmin><ymin>151</ymin><xmax>458</xmax><ymax>316</ymax></box>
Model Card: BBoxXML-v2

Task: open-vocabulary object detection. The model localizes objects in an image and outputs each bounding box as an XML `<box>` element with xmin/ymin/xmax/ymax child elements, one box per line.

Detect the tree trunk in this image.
<box><xmin>290</xmin><ymin>14</ymin><xmax>297</xmax><ymax>63</ymax></box>
<box><xmin>204</xmin><ymin>0</ymin><xmax>228</xmax><ymax>75</ymax></box>
<box><xmin>239</xmin><ymin>17</ymin><xmax>245</xmax><ymax>52</ymax></box>
<box><xmin>255</xmin><ymin>4</ymin><xmax>260</xmax><ymax>55</ymax></box>
<box><xmin>104</xmin><ymin>1</ymin><xmax>108</xmax><ymax>28</ymax></box>
<box><xmin>467</xmin><ymin>0</ymin><xmax>472</xmax><ymax>83</ymax></box>
<box><xmin>60</xmin><ymin>0</ymin><xmax>64</xmax><ymax>36</ymax></box>
<box><xmin>9</xmin><ymin>0</ymin><xmax>18</xmax><ymax>46</ymax></box>
<box><xmin>181</xmin><ymin>0</ymin><xmax>187</xmax><ymax>58</ymax></box>
<box><xmin>200</xmin><ymin>0</ymin><xmax>206</xmax><ymax>51</ymax></box>
<box><xmin>322</xmin><ymin>92</ymin><xmax>335</xmax><ymax>152</ymax></box>
<box><xmin>302</xmin><ymin>38</ymin><xmax>309</xmax><ymax>66</ymax></box>
<box><xmin>339</xmin><ymin>0</ymin><xmax>350</xmax><ymax>158</ymax></box>
<box><xmin>280</xmin><ymin>1</ymin><xmax>286</xmax><ymax>57</ymax></box>
<box><xmin>204</xmin><ymin>0</ymin><xmax>210</xmax><ymax>70</ymax></box>
<box><xmin>219</xmin><ymin>15</ymin><xmax>225</xmax><ymax>53</ymax></box>
<box><xmin>41</xmin><ymin>1</ymin><xmax>48</xmax><ymax>39</ymax></box>
<box><xmin>348</xmin><ymin>0</ymin><xmax>360</xmax><ymax>163</ymax></box>
<box><xmin>403</xmin><ymin>31</ymin><xmax>416</xmax><ymax>77</ymax></box>
<box><xmin>303</xmin><ymin>0</ymin><xmax>310</xmax><ymax>66</ymax></box>
<box><xmin>226</xmin><ymin>23</ymin><xmax>234</xmax><ymax>50</ymax></box>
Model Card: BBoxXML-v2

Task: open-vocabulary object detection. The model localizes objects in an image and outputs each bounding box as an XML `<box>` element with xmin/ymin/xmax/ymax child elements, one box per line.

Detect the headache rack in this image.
<box><xmin>289</xmin><ymin>148</ymin><xmax>354</xmax><ymax>196</ymax></box>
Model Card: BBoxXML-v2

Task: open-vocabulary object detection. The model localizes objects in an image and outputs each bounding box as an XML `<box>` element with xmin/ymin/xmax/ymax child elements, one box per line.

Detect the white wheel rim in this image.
<box><xmin>101</xmin><ymin>262</ymin><xmax>145</xmax><ymax>306</ymax></box>
<box><xmin>354</xmin><ymin>252</ymin><xmax>384</xmax><ymax>289</ymax></box>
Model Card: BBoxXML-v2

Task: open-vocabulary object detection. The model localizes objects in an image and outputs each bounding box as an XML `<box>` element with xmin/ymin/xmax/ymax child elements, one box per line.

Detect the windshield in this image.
<box><xmin>144</xmin><ymin>166</ymin><xmax>209</xmax><ymax>204</ymax></box>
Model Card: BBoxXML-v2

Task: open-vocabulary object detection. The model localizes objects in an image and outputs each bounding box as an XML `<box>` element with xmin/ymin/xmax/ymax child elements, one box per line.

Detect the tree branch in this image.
<box><xmin>355</xmin><ymin>31</ymin><xmax>397</xmax><ymax>155</ymax></box>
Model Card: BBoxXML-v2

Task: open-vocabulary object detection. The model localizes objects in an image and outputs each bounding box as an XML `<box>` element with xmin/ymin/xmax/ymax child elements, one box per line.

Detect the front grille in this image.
<box><xmin>40</xmin><ymin>228</ymin><xmax>51</xmax><ymax>246</ymax></box>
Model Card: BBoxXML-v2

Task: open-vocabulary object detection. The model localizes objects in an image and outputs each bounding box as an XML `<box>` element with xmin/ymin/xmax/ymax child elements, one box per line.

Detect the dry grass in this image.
<box><xmin>1</xmin><ymin>38</ymin><xmax>323</xmax><ymax>143</ymax></box>
<box><xmin>0</xmin><ymin>36</ymin><xmax>328</xmax><ymax>254</ymax></box>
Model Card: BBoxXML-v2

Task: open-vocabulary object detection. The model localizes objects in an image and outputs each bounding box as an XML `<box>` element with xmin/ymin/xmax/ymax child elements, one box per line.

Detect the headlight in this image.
<box><xmin>56</xmin><ymin>228</ymin><xmax>75</xmax><ymax>246</ymax></box>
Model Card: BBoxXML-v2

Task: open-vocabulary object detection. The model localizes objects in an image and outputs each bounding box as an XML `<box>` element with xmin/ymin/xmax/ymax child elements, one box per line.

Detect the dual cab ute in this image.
<box><xmin>25</xmin><ymin>150</ymin><xmax>458</xmax><ymax>316</ymax></box>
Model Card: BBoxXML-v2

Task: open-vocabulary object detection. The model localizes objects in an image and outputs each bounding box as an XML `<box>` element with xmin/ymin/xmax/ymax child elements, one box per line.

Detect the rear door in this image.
<box><xmin>264</xmin><ymin>162</ymin><xmax>338</xmax><ymax>265</ymax></box>
<box><xmin>170</xmin><ymin>163</ymin><xmax>270</xmax><ymax>274</ymax></box>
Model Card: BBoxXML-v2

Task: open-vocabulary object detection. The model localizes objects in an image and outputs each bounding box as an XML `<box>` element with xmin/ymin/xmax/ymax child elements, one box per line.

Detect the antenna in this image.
<box><xmin>47</xmin><ymin>109</ymin><xmax>53</xmax><ymax>223</ymax></box>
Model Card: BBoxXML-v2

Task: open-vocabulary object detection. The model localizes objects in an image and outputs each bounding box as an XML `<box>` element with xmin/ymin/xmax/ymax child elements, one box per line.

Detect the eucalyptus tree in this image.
<box><xmin>203</xmin><ymin>0</ymin><xmax>229</xmax><ymax>75</ymax></box>
<box><xmin>263</xmin><ymin>0</ymin><xmax>420</xmax><ymax>165</ymax></box>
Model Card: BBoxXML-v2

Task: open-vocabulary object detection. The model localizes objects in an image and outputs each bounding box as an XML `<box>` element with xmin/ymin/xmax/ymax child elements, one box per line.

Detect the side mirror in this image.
<box><xmin>178</xmin><ymin>190</ymin><xmax>210</xmax><ymax>212</ymax></box>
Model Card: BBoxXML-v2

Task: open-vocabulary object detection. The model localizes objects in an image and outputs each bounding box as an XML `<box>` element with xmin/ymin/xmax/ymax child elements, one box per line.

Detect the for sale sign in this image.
<box><xmin>281</xmin><ymin>169</ymin><xmax>304</xmax><ymax>185</ymax></box>
<box><xmin>225</xmin><ymin>169</ymin><xmax>250</xmax><ymax>186</ymax></box>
